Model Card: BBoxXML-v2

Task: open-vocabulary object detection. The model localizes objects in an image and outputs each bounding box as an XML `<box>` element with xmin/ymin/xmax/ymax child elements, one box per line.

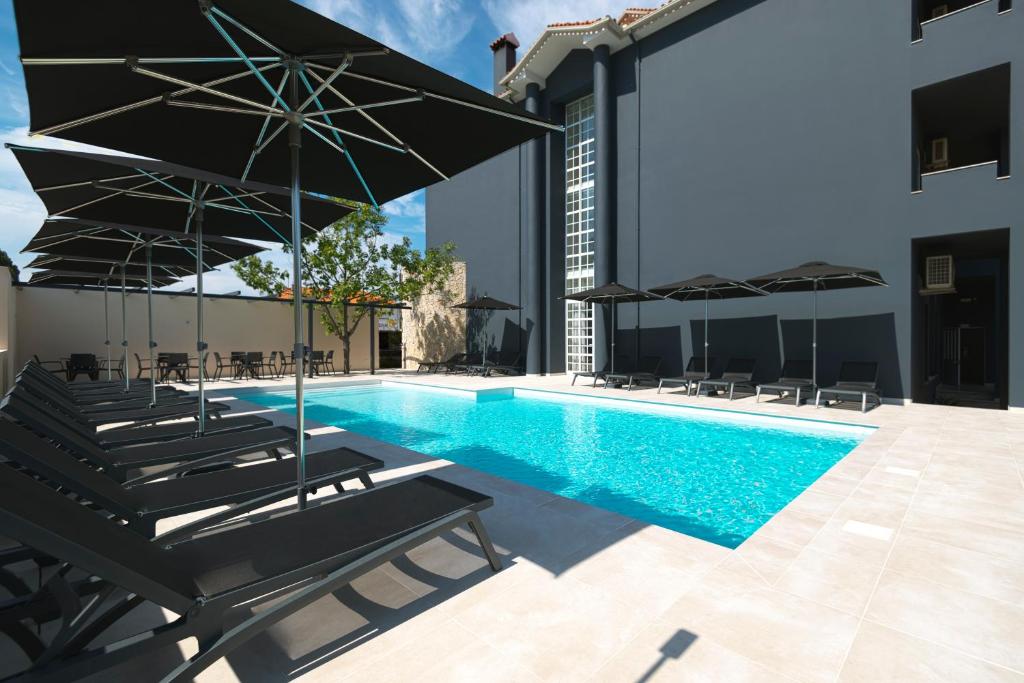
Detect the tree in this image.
<box><xmin>0</xmin><ymin>249</ymin><xmax>19</xmax><ymax>283</ymax></box>
<box><xmin>233</xmin><ymin>203</ymin><xmax>456</xmax><ymax>372</ymax></box>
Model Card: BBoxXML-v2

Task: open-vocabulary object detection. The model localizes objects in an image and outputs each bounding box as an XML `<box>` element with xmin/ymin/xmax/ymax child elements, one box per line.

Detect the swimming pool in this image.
<box><xmin>247</xmin><ymin>383</ymin><xmax>872</xmax><ymax>548</ymax></box>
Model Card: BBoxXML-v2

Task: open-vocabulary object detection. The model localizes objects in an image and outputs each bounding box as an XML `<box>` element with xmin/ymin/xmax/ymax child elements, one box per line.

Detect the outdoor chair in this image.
<box><xmin>449</xmin><ymin>353</ymin><xmax>483</xmax><ymax>374</ymax></box>
<box><xmin>657</xmin><ymin>357</ymin><xmax>716</xmax><ymax>395</ymax></box>
<box><xmin>418</xmin><ymin>353</ymin><xmax>463</xmax><ymax>373</ymax></box>
<box><xmin>572</xmin><ymin>355</ymin><xmax>629</xmax><ymax>387</ymax></box>
<box><xmin>697</xmin><ymin>358</ymin><xmax>757</xmax><ymax>400</ymax></box>
<box><xmin>212</xmin><ymin>352</ymin><xmax>231</xmax><ymax>381</ymax></box>
<box><xmin>278</xmin><ymin>350</ymin><xmax>295</xmax><ymax>376</ymax></box>
<box><xmin>160</xmin><ymin>353</ymin><xmax>190</xmax><ymax>383</ymax></box>
<box><xmin>230</xmin><ymin>351</ymin><xmax>246</xmax><ymax>378</ymax></box>
<box><xmin>310</xmin><ymin>350</ymin><xmax>326</xmax><ymax>376</ymax></box>
<box><xmin>603</xmin><ymin>355</ymin><xmax>664</xmax><ymax>391</ymax></box>
<box><xmin>0</xmin><ymin>419</ymin><xmax>383</xmax><ymax>537</ymax></box>
<box><xmin>187</xmin><ymin>352</ymin><xmax>209</xmax><ymax>382</ymax></box>
<box><xmin>66</xmin><ymin>353</ymin><xmax>99</xmax><ymax>382</ymax></box>
<box><xmin>133</xmin><ymin>352</ymin><xmax>153</xmax><ymax>380</ymax></box>
<box><xmin>480</xmin><ymin>352</ymin><xmax>522</xmax><ymax>377</ymax></box>
<box><xmin>756</xmin><ymin>360</ymin><xmax>815</xmax><ymax>406</ymax></box>
<box><xmin>2</xmin><ymin>390</ymin><xmax>300</xmax><ymax>484</ymax></box>
<box><xmin>21</xmin><ymin>361</ymin><xmax>176</xmax><ymax>400</ymax></box>
<box><xmin>324</xmin><ymin>349</ymin><xmax>338</xmax><ymax>374</ymax></box>
<box><xmin>99</xmin><ymin>354</ymin><xmax>125</xmax><ymax>380</ymax></box>
<box><xmin>0</xmin><ymin>464</ymin><xmax>499</xmax><ymax>683</ymax></box>
<box><xmin>260</xmin><ymin>351</ymin><xmax>279</xmax><ymax>378</ymax></box>
<box><xmin>32</xmin><ymin>354</ymin><xmax>65</xmax><ymax>377</ymax></box>
<box><xmin>816</xmin><ymin>361</ymin><xmax>881</xmax><ymax>413</ymax></box>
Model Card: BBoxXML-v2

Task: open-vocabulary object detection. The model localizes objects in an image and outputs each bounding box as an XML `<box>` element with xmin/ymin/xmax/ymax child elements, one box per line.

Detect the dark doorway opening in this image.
<box><xmin>378</xmin><ymin>330</ymin><xmax>403</xmax><ymax>369</ymax></box>
<box><xmin>912</xmin><ymin>228</ymin><xmax>1008</xmax><ymax>409</ymax></box>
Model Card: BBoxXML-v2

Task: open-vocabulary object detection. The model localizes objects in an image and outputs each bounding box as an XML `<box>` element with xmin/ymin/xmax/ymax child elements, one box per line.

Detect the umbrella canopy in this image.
<box><xmin>24</xmin><ymin>219</ymin><xmax>264</xmax><ymax>268</ymax></box>
<box><xmin>649</xmin><ymin>274</ymin><xmax>767</xmax><ymax>301</ymax></box>
<box><xmin>452</xmin><ymin>296</ymin><xmax>521</xmax><ymax>310</ymax></box>
<box><xmin>26</xmin><ymin>254</ymin><xmax>192</xmax><ymax>280</ymax></box>
<box><xmin>560</xmin><ymin>283</ymin><xmax>663</xmax><ymax>374</ymax></box>
<box><xmin>28</xmin><ymin>269</ymin><xmax>179</xmax><ymax>288</ymax></box>
<box><xmin>8</xmin><ymin>145</ymin><xmax>351</xmax><ymax>242</ymax></box>
<box><xmin>13</xmin><ymin>0</ymin><xmax>558</xmax><ymax>508</ymax></box>
<box><xmin>747</xmin><ymin>261</ymin><xmax>888</xmax><ymax>389</ymax></box>
<box><xmin>559</xmin><ymin>282</ymin><xmax>663</xmax><ymax>304</ymax></box>
<box><xmin>14</xmin><ymin>0</ymin><xmax>559</xmax><ymax>205</ymax></box>
<box><xmin>649</xmin><ymin>275</ymin><xmax>768</xmax><ymax>383</ymax></box>
<box><xmin>747</xmin><ymin>262</ymin><xmax>887</xmax><ymax>292</ymax></box>
<box><xmin>451</xmin><ymin>295</ymin><xmax>521</xmax><ymax>365</ymax></box>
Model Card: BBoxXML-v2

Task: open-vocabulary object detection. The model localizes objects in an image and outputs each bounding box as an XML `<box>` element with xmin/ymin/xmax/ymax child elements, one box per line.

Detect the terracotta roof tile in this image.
<box><xmin>489</xmin><ymin>32</ymin><xmax>520</xmax><ymax>50</ymax></box>
<box><xmin>546</xmin><ymin>18</ymin><xmax>601</xmax><ymax>28</ymax></box>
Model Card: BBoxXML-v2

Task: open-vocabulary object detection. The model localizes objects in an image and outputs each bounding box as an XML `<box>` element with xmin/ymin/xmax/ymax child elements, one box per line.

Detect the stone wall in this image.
<box><xmin>401</xmin><ymin>261</ymin><xmax>466</xmax><ymax>366</ymax></box>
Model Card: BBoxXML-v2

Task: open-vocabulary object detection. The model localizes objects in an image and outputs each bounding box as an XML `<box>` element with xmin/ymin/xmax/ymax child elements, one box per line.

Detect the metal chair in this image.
<box><xmin>324</xmin><ymin>349</ymin><xmax>337</xmax><ymax>375</ymax></box>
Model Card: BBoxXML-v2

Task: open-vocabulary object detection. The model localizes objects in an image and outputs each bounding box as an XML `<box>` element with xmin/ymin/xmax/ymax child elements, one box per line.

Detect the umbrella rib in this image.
<box><xmin>51</xmin><ymin>176</ymin><xmax>167</xmax><ymax>217</ymax></box>
<box><xmin>297</xmin><ymin>57</ymin><xmax>352</xmax><ymax>113</ymax></box>
<box><xmin>247</xmin><ymin>193</ymin><xmax>317</xmax><ymax>233</ymax></box>
<box><xmin>164</xmin><ymin>99</ymin><xmax>282</xmax><ymax>118</ymax></box>
<box><xmin>242</xmin><ymin>70</ymin><xmax>290</xmax><ymax>181</ymax></box>
<box><xmin>206</xmin><ymin>4</ymin><xmax>287</xmax><ymax>57</ymax></box>
<box><xmin>214</xmin><ymin>185</ymin><xmax>289</xmax><ymax>242</ymax></box>
<box><xmin>300</xmin><ymin>121</ymin><xmax>379</xmax><ymax>207</ymax></box>
<box><xmin>29</xmin><ymin>63</ymin><xmax>279</xmax><ymax>137</ymax></box>
<box><xmin>202</xmin><ymin>9</ymin><xmax>290</xmax><ymax>110</ymax></box>
<box><xmin>90</xmin><ymin>184</ymin><xmax>191</xmax><ymax>203</ymax></box>
<box><xmin>308</xmin><ymin>95</ymin><xmax>424</xmax><ymax>118</ymax></box>
<box><xmin>297</xmin><ymin>70</ymin><xmax>378</xmax><ymax>207</ymax></box>
<box><xmin>303</xmin><ymin>117</ymin><xmax>405</xmax><ymax>154</ymax></box>
<box><xmin>304</xmin><ymin>68</ymin><xmax>448</xmax><ymax>182</ymax></box>
<box><xmin>133</xmin><ymin>64</ymin><xmax>282</xmax><ymax>114</ymax></box>
<box><xmin>34</xmin><ymin>173</ymin><xmax>149</xmax><ymax>193</ymax></box>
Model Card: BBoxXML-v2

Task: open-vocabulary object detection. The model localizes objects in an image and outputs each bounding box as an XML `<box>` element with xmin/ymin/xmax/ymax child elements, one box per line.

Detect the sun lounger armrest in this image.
<box><xmin>154</xmin><ymin>467</ymin><xmax>365</xmax><ymax>546</ymax></box>
<box><xmin>122</xmin><ymin>440</ymin><xmax>293</xmax><ymax>486</ymax></box>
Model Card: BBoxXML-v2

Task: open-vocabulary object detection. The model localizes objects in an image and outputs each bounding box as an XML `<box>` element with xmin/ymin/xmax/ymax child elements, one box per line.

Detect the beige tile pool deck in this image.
<box><xmin>6</xmin><ymin>370</ymin><xmax>1024</xmax><ymax>682</ymax></box>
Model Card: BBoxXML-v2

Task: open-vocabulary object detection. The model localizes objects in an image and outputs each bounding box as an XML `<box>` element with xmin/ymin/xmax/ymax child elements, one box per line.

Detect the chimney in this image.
<box><xmin>490</xmin><ymin>32</ymin><xmax>519</xmax><ymax>95</ymax></box>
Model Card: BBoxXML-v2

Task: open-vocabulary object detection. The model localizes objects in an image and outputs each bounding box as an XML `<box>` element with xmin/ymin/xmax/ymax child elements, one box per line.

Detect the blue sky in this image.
<box><xmin>0</xmin><ymin>0</ymin><xmax>623</xmax><ymax>293</ymax></box>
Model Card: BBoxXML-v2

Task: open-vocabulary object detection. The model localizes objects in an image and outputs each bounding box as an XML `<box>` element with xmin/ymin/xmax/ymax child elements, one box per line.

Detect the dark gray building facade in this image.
<box><xmin>426</xmin><ymin>0</ymin><xmax>1022</xmax><ymax>409</ymax></box>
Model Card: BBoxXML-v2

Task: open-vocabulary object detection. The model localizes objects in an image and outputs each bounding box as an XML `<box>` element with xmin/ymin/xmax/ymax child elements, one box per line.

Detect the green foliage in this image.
<box><xmin>232</xmin><ymin>203</ymin><xmax>456</xmax><ymax>372</ymax></box>
<box><xmin>0</xmin><ymin>249</ymin><xmax>19</xmax><ymax>283</ymax></box>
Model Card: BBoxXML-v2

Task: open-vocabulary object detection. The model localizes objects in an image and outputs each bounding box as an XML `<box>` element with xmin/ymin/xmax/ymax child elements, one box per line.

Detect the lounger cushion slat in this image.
<box><xmin>99</xmin><ymin>414</ymin><xmax>273</xmax><ymax>445</ymax></box>
<box><xmin>164</xmin><ymin>476</ymin><xmax>492</xmax><ymax>597</ymax></box>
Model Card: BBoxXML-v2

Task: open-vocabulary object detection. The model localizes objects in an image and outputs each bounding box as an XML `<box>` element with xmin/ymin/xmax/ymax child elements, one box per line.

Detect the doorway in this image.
<box><xmin>378</xmin><ymin>330</ymin><xmax>402</xmax><ymax>369</ymax></box>
<box><xmin>912</xmin><ymin>228</ymin><xmax>1009</xmax><ymax>409</ymax></box>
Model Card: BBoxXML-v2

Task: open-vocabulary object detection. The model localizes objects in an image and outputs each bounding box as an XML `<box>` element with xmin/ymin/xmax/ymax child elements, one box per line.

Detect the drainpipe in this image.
<box><xmin>593</xmin><ymin>43</ymin><xmax>615</xmax><ymax>373</ymax></box>
<box><xmin>525</xmin><ymin>81</ymin><xmax>545</xmax><ymax>375</ymax></box>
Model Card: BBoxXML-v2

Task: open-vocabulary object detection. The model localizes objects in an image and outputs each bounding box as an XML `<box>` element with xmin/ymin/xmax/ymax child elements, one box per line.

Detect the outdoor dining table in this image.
<box><xmin>158</xmin><ymin>353</ymin><xmax>190</xmax><ymax>384</ymax></box>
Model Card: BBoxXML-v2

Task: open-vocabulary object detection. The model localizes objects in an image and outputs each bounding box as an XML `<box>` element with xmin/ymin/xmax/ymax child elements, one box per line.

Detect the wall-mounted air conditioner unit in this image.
<box><xmin>925</xmin><ymin>255</ymin><xmax>955</xmax><ymax>290</ymax></box>
<box><xmin>929</xmin><ymin>137</ymin><xmax>949</xmax><ymax>170</ymax></box>
<box><xmin>931</xmin><ymin>4</ymin><xmax>949</xmax><ymax>18</ymax></box>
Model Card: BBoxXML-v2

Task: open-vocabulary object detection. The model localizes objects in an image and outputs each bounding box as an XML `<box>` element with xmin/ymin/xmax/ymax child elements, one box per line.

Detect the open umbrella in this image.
<box><xmin>8</xmin><ymin>145</ymin><xmax>342</xmax><ymax>430</ymax></box>
<box><xmin>23</xmin><ymin>218</ymin><xmax>264</xmax><ymax>404</ymax></box>
<box><xmin>27</xmin><ymin>254</ymin><xmax>191</xmax><ymax>280</ymax></box>
<box><xmin>649</xmin><ymin>275</ymin><xmax>767</xmax><ymax>381</ymax></box>
<box><xmin>13</xmin><ymin>0</ymin><xmax>558</xmax><ymax>507</ymax></box>
<box><xmin>748</xmin><ymin>262</ymin><xmax>887</xmax><ymax>388</ymax></box>
<box><xmin>451</xmin><ymin>295</ymin><xmax>521</xmax><ymax>366</ymax></box>
<box><xmin>560</xmin><ymin>283</ymin><xmax>663</xmax><ymax>374</ymax></box>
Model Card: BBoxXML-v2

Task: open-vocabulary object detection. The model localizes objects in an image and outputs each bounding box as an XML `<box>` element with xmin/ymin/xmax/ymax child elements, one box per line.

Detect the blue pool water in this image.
<box><xmin>248</xmin><ymin>383</ymin><xmax>871</xmax><ymax>548</ymax></box>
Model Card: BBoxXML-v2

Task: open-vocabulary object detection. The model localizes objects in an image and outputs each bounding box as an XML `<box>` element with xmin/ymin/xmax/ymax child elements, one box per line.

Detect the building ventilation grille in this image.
<box><xmin>925</xmin><ymin>255</ymin><xmax>955</xmax><ymax>290</ymax></box>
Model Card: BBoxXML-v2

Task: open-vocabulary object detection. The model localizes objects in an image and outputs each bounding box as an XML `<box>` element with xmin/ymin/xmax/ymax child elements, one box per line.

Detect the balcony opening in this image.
<box><xmin>911</xmin><ymin>64</ymin><xmax>1010</xmax><ymax>190</ymax></box>
<box><xmin>912</xmin><ymin>0</ymin><xmax>1010</xmax><ymax>40</ymax></box>
<box><xmin>912</xmin><ymin>228</ymin><xmax>1009</xmax><ymax>409</ymax></box>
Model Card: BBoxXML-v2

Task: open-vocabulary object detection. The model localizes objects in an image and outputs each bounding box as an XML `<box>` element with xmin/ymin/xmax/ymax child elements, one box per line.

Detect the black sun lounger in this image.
<box><xmin>0</xmin><ymin>420</ymin><xmax>383</xmax><ymax>538</ymax></box>
<box><xmin>0</xmin><ymin>466</ymin><xmax>499</xmax><ymax>683</ymax></box>
<box><xmin>2</xmin><ymin>393</ymin><xmax>299</xmax><ymax>484</ymax></box>
<box><xmin>17</xmin><ymin>379</ymin><xmax>230</xmax><ymax>428</ymax></box>
<box><xmin>657</xmin><ymin>356</ymin><xmax>716</xmax><ymax>395</ymax></box>
<box><xmin>816</xmin><ymin>361</ymin><xmax>881</xmax><ymax>413</ymax></box>
<box><xmin>603</xmin><ymin>355</ymin><xmax>663</xmax><ymax>391</ymax></box>
<box><xmin>572</xmin><ymin>355</ymin><xmax>628</xmax><ymax>387</ymax></box>
<box><xmin>23</xmin><ymin>362</ymin><xmax>181</xmax><ymax>399</ymax></box>
<box><xmin>756</xmin><ymin>360</ymin><xmax>815</xmax><ymax>406</ymax></box>
<box><xmin>417</xmin><ymin>353</ymin><xmax>464</xmax><ymax>373</ymax></box>
<box><xmin>449</xmin><ymin>353</ymin><xmax>483</xmax><ymax>374</ymax></box>
<box><xmin>697</xmin><ymin>358</ymin><xmax>757</xmax><ymax>400</ymax></box>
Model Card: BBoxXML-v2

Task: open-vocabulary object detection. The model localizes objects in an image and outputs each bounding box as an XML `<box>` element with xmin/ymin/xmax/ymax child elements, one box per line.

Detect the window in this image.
<box><xmin>564</xmin><ymin>94</ymin><xmax>596</xmax><ymax>374</ymax></box>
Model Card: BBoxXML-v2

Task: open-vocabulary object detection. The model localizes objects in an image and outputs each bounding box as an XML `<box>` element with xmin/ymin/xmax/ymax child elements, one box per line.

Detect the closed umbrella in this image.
<box><xmin>451</xmin><ymin>295</ymin><xmax>521</xmax><ymax>366</ymax></box>
<box><xmin>649</xmin><ymin>274</ymin><xmax>767</xmax><ymax>381</ymax></box>
<box><xmin>13</xmin><ymin>0</ymin><xmax>558</xmax><ymax>507</ymax></box>
<box><xmin>748</xmin><ymin>262</ymin><xmax>887</xmax><ymax>388</ymax></box>
<box><xmin>560</xmin><ymin>283</ymin><xmax>663</xmax><ymax>374</ymax></box>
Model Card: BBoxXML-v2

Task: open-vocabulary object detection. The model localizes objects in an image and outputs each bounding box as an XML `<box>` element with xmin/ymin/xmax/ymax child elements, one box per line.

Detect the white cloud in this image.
<box><xmin>382</xmin><ymin>190</ymin><xmax>425</xmax><ymax>218</ymax></box>
<box><xmin>481</xmin><ymin>0</ymin><xmax>623</xmax><ymax>51</ymax></box>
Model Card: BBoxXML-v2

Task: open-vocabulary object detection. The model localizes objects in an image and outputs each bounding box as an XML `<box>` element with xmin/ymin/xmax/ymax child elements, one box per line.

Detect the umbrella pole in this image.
<box><xmin>288</xmin><ymin>67</ymin><xmax>307</xmax><ymax>510</ymax></box>
<box><xmin>610</xmin><ymin>302</ymin><xmax>616</xmax><ymax>374</ymax></box>
<box><xmin>104</xmin><ymin>281</ymin><xmax>111</xmax><ymax>381</ymax></box>
<box><xmin>120</xmin><ymin>265</ymin><xmax>129</xmax><ymax>392</ymax></box>
<box><xmin>812</xmin><ymin>280</ymin><xmax>818</xmax><ymax>389</ymax></box>
<box><xmin>146</xmin><ymin>245</ymin><xmax>156</xmax><ymax>407</ymax></box>
<box><xmin>195</xmin><ymin>207</ymin><xmax>206</xmax><ymax>435</ymax></box>
<box><xmin>704</xmin><ymin>290</ymin><xmax>710</xmax><ymax>380</ymax></box>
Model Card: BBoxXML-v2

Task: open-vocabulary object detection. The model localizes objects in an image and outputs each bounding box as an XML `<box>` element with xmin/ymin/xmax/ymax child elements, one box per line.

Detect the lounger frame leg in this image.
<box><xmin>795</xmin><ymin>388</ymin><xmax>801</xmax><ymax>406</ymax></box>
<box><xmin>728</xmin><ymin>384</ymin><xmax>735</xmax><ymax>401</ymax></box>
<box><xmin>862</xmin><ymin>393</ymin><xmax>867</xmax><ymax>413</ymax></box>
<box><xmin>815</xmin><ymin>390</ymin><xmax>822</xmax><ymax>408</ymax></box>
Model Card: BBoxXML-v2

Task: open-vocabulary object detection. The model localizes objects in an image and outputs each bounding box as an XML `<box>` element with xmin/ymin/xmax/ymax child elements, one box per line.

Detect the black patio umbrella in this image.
<box><xmin>7</xmin><ymin>141</ymin><xmax>348</xmax><ymax>431</ymax></box>
<box><xmin>26</xmin><ymin>255</ymin><xmax>191</xmax><ymax>280</ymax></box>
<box><xmin>23</xmin><ymin>219</ymin><xmax>264</xmax><ymax>406</ymax></box>
<box><xmin>748</xmin><ymin>262</ymin><xmax>888</xmax><ymax>388</ymax></box>
<box><xmin>560</xmin><ymin>283</ymin><xmax>664</xmax><ymax>374</ymax></box>
<box><xmin>452</xmin><ymin>295</ymin><xmax>521</xmax><ymax>366</ymax></box>
<box><xmin>13</xmin><ymin>0</ymin><xmax>558</xmax><ymax>507</ymax></box>
<box><xmin>649</xmin><ymin>275</ymin><xmax>768</xmax><ymax>381</ymax></box>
